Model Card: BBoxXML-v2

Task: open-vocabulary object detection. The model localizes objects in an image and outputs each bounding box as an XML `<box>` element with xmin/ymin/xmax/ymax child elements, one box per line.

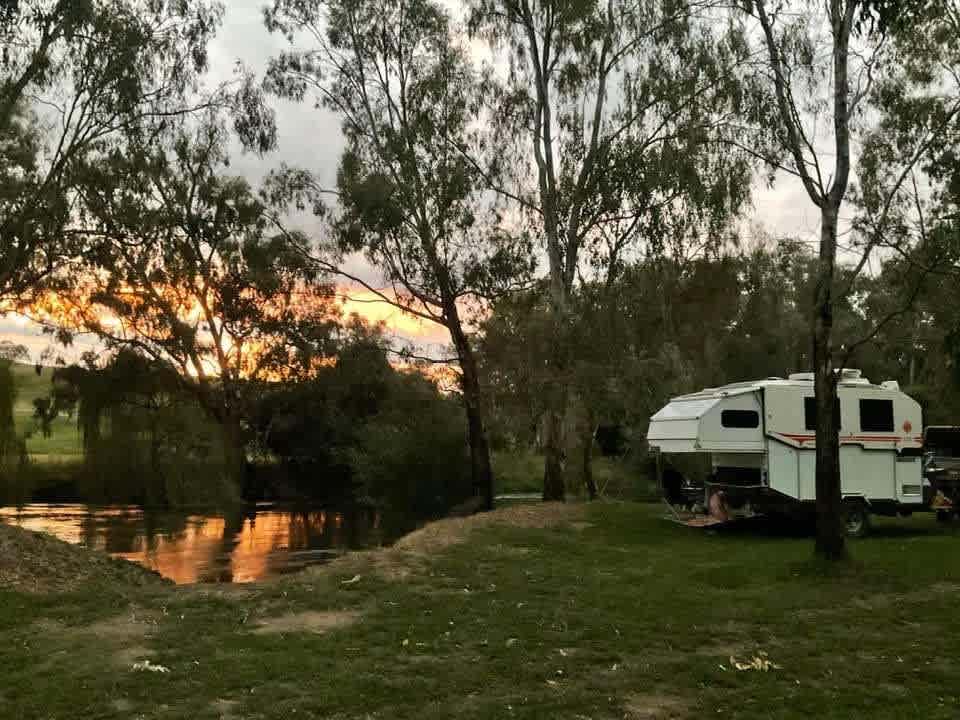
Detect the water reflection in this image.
<box><xmin>0</xmin><ymin>504</ymin><xmax>390</xmax><ymax>584</ymax></box>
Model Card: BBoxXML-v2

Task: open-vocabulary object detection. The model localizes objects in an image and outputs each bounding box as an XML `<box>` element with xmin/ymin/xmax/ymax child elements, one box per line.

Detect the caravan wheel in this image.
<box><xmin>844</xmin><ymin>505</ymin><xmax>871</xmax><ymax>538</ymax></box>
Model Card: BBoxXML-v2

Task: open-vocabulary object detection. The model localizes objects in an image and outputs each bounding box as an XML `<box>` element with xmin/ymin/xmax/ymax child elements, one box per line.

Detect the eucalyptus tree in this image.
<box><xmin>465</xmin><ymin>0</ymin><xmax>755</xmax><ymax>500</ymax></box>
<box><xmin>856</xmin><ymin>0</ymin><xmax>960</xmax><ymax>425</ymax></box>
<box><xmin>738</xmin><ymin>0</ymin><xmax>957</xmax><ymax>559</ymax></box>
<box><xmin>59</xmin><ymin>117</ymin><xmax>339</xmax><ymax>482</ymax></box>
<box><xmin>0</xmin><ymin>0</ymin><xmax>274</xmax><ymax>312</ymax></box>
<box><xmin>855</xmin><ymin>0</ymin><xmax>960</xmax><ymax>267</ymax></box>
<box><xmin>264</xmin><ymin>0</ymin><xmax>533</xmax><ymax>510</ymax></box>
<box><xmin>0</xmin><ymin>356</ymin><xmax>24</xmax><ymax>488</ymax></box>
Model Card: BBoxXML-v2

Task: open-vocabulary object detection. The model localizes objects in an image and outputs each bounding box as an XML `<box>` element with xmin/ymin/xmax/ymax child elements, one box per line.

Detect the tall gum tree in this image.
<box><xmin>264</xmin><ymin>0</ymin><xmax>534</xmax><ymax>510</ymax></box>
<box><xmin>466</xmin><ymin>0</ymin><xmax>756</xmax><ymax>500</ymax></box>
<box><xmin>854</xmin><ymin>0</ymin><xmax>960</xmax><ymax>275</ymax></box>
<box><xmin>52</xmin><ymin>117</ymin><xmax>340</xmax><ymax>484</ymax></box>
<box><xmin>739</xmin><ymin>0</ymin><xmax>958</xmax><ymax>559</ymax></box>
<box><xmin>0</xmin><ymin>0</ymin><xmax>261</xmax><ymax>311</ymax></box>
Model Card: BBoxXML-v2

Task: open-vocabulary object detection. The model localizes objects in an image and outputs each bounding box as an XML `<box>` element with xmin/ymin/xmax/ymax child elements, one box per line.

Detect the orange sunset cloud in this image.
<box><xmin>338</xmin><ymin>287</ymin><xmax>453</xmax><ymax>347</ymax></box>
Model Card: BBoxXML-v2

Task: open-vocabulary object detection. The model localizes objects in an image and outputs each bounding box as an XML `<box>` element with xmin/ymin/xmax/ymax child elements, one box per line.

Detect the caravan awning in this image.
<box><xmin>647</xmin><ymin>397</ymin><xmax>720</xmax><ymax>453</ymax></box>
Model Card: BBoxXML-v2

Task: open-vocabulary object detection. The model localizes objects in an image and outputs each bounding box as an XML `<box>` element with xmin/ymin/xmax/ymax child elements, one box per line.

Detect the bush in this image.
<box><xmin>0</xmin><ymin>360</ymin><xmax>29</xmax><ymax>503</ymax></box>
<box><xmin>255</xmin><ymin>338</ymin><xmax>473</xmax><ymax>520</ymax></box>
<box><xmin>77</xmin><ymin>401</ymin><xmax>237</xmax><ymax>508</ymax></box>
<box><xmin>350</xmin><ymin>371</ymin><xmax>472</xmax><ymax>522</ymax></box>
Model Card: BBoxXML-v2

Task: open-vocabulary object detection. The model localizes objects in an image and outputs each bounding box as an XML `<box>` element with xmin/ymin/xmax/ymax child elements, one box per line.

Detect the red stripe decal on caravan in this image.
<box><xmin>771</xmin><ymin>432</ymin><xmax>921</xmax><ymax>445</ymax></box>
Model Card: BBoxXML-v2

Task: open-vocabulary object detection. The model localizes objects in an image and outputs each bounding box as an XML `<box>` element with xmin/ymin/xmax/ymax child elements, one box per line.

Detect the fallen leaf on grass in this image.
<box><xmin>730</xmin><ymin>652</ymin><xmax>781</xmax><ymax>672</ymax></box>
<box><xmin>132</xmin><ymin>660</ymin><xmax>170</xmax><ymax>674</ymax></box>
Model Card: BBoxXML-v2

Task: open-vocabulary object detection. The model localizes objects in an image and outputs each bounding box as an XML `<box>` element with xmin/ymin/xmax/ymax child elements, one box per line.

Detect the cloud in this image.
<box><xmin>207</xmin><ymin>2</ymin><xmax>344</xmax><ymax>189</ymax></box>
<box><xmin>339</xmin><ymin>286</ymin><xmax>452</xmax><ymax>348</ymax></box>
<box><xmin>209</xmin><ymin>3</ymin><xmax>810</xmax><ymax>243</ymax></box>
<box><xmin>0</xmin><ymin>315</ymin><xmax>99</xmax><ymax>364</ymax></box>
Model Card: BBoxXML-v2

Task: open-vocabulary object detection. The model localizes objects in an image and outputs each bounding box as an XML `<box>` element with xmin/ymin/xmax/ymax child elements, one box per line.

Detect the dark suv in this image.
<box><xmin>923</xmin><ymin>426</ymin><xmax>960</xmax><ymax>521</ymax></box>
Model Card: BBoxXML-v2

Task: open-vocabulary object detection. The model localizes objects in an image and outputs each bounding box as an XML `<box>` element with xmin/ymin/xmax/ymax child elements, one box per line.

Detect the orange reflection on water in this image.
<box><xmin>0</xmin><ymin>504</ymin><xmax>382</xmax><ymax>584</ymax></box>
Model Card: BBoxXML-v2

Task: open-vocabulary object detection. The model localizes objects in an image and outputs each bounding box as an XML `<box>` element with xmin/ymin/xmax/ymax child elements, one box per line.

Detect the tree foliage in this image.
<box><xmin>0</xmin><ymin>0</ymin><xmax>271</xmax><ymax>308</ymax></box>
<box><xmin>465</xmin><ymin>0</ymin><xmax>757</xmax><ymax>499</ymax></box>
<box><xmin>43</xmin><ymin>350</ymin><xmax>236</xmax><ymax>506</ymax></box>
<box><xmin>42</xmin><ymin>114</ymin><xmax>338</xmax><ymax>479</ymax></box>
<box><xmin>0</xmin><ymin>358</ymin><xmax>26</xmax><ymax>488</ymax></box>
<box><xmin>251</xmin><ymin>325</ymin><xmax>473</xmax><ymax>522</ymax></box>
<box><xmin>478</xmin><ymin>237</ymin><xmax>946</xmax><ymax>496</ymax></box>
<box><xmin>264</xmin><ymin>0</ymin><xmax>533</xmax><ymax>509</ymax></box>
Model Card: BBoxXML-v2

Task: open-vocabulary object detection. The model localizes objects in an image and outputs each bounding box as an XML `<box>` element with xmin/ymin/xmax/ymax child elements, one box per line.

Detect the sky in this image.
<box><xmin>0</xmin><ymin>1</ymin><xmax>817</xmax><ymax>365</ymax></box>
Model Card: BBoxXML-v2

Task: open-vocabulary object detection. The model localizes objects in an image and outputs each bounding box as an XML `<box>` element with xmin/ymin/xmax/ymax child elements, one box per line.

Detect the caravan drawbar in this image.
<box><xmin>647</xmin><ymin>370</ymin><xmax>925</xmax><ymax>531</ymax></box>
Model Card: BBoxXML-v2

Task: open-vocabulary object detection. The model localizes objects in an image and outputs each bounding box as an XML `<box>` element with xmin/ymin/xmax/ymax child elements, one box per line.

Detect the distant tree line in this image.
<box><xmin>9</xmin><ymin>326</ymin><xmax>472</xmax><ymax>525</ymax></box>
<box><xmin>478</xmin><ymin>235</ymin><xmax>960</xmax><ymax>497</ymax></box>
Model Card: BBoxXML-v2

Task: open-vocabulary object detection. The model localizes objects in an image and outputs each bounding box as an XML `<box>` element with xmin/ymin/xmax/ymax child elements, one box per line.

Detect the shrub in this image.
<box><xmin>350</xmin><ymin>371</ymin><xmax>472</xmax><ymax>522</ymax></box>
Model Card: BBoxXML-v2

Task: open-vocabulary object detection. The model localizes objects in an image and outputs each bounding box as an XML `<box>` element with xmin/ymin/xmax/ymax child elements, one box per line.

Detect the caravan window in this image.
<box><xmin>721</xmin><ymin>409</ymin><xmax>759</xmax><ymax>428</ymax></box>
<box><xmin>804</xmin><ymin>397</ymin><xmax>841</xmax><ymax>431</ymax></box>
<box><xmin>860</xmin><ymin>399</ymin><xmax>894</xmax><ymax>432</ymax></box>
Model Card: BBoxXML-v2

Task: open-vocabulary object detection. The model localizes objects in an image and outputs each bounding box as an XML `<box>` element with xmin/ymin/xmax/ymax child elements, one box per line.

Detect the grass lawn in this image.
<box><xmin>3</xmin><ymin>502</ymin><xmax>960</xmax><ymax>719</ymax></box>
<box><xmin>10</xmin><ymin>363</ymin><xmax>83</xmax><ymax>457</ymax></box>
<box><xmin>493</xmin><ymin>448</ymin><xmax>648</xmax><ymax>498</ymax></box>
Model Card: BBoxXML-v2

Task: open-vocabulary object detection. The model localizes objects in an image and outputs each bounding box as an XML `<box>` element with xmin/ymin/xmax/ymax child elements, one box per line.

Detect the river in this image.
<box><xmin>0</xmin><ymin>503</ymin><xmax>398</xmax><ymax>584</ymax></box>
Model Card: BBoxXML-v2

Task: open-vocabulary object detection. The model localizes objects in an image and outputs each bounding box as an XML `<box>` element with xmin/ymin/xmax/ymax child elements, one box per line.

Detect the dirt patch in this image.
<box><xmin>111</xmin><ymin>698</ymin><xmax>135</xmax><ymax>713</ymax></box>
<box><xmin>694</xmin><ymin>640</ymin><xmax>758</xmax><ymax>659</ymax></box>
<box><xmin>852</xmin><ymin>595</ymin><xmax>895</xmax><ymax>611</ymax></box>
<box><xmin>490</xmin><ymin>544</ymin><xmax>535</xmax><ymax>557</ymax></box>
<box><xmin>30</xmin><ymin>607</ymin><xmax>160</xmax><ymax>668</ymax></box>
<box><xmin>211</xmin><ymin>698</ymin><xmax>240</xmax><ymax>719</ymax></box>
<box><xmin>310</xmin><ymin>547</ymin><xmax>421</xmax><ymax>584</ymax></box>
<box><xmin>624</xmin><ymin>694</ymin><xmax>689</xmax><ymax>719</ymax></box>
<box><xmin>86</xmin><ymin>609</ymin><xmax>161</xmax><ymax>641</ymax></box>
<box><xmin>877</xmin><ymin>682</ymin><xmax>909</xmax><ymax>697</ymax></box>
<box><xmin>251</xmin><ymin>610</ymin><xmax>360</xmax><ymax>635</ymax></box>
<box><xmin>0</xmin><ymin>523</ymin><xmax>168</xmax><ymax>593</ymax></box>
<box><xmin>393</xmin><ymin>502</ymin><xmax>584</xmax><ymax>555</ymax></box>
<box><xmin>298</xmin><ymin>503</ymin><xmax>584</xmax><ymax>586</ymax></box>
<box><xmin>797</xmin><ymin>583</ymin><xmax>960</xmax><ymax>621</ymax></box>
<box><xmin>115</xmin><ymin>644</ymin><xmax>155</xmax><ymax>667</ymax></box>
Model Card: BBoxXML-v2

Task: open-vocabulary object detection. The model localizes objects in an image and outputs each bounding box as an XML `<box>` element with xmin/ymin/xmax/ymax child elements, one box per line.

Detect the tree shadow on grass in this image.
<box><xmin>707</xmin><ymin>513</ymin><xmax>958</xmax><ymax>541</ymax></box>
<box><xmin>708</xmin><ymin>515</ymin><xmax>812</xmax><ymax>539</ymax></box>
<box><xmin>863</xmin><ymin>520</ymin><xmax>958</xmax><ymax>539</ymax></box>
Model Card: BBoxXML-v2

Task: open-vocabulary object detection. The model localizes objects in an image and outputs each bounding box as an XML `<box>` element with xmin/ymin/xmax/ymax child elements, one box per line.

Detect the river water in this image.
<box><xmin>0</xmin><ymin>503</ymin><xmax>394</xmax><ymax>584</ymax></box>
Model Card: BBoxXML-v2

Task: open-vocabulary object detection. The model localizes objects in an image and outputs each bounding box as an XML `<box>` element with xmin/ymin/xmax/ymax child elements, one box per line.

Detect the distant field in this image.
<box><xmin>9</xmin><ymin>363</ymin><xmax>83</xmax><ymax>458</ymax></box>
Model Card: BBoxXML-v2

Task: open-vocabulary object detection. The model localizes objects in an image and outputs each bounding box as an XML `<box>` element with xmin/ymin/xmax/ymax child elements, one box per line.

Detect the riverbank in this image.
<box><xmin>0</xmin><ymin>522</ymin><xmax>167</xmax><ymax>593</ymax></box>
<box><xmin>3</xmin><ymin>502</ymin><xmax>960</xmax><ymax>719</ymax></box>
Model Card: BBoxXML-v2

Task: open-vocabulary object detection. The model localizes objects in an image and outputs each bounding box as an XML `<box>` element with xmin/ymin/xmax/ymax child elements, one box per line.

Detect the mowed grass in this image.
<box><xmin>493</xmin><ymin>448</ymin><xmax>644</xmax><ymax>497</ymax></box>
<box><xmin>3</xmin><ymin>502</ymin><xmax>960</xmax><ymax>719</ymax></box>
<box><xmin>9</xmin><ymin>363</ymin><xmax>82</xmax><ymax>457</ymax></box>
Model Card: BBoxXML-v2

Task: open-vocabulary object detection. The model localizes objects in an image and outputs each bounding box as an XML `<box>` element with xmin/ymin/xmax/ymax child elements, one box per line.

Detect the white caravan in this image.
<box><xmin>647</xmin><ymin>370</ymin><xmax>924</xmax><ymax>532</ymax></box>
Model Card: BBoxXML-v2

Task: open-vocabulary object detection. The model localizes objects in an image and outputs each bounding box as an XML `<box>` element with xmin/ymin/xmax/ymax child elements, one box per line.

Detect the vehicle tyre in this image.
<box><xmin>936</xmin><ymin>510</ymin><xmax>955</xmax><ymax>524</ymax></box>
<box><xmin>844</xmin><ymin>505</ymin><xmax>871</xmax><ymax>538</ymax></box>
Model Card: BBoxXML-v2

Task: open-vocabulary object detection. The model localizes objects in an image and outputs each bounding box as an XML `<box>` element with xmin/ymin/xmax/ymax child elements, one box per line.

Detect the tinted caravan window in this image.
<box><xmin>860</xmin><ymin>399</ymin><xmax>894</xmax><ymax>432</ymax></box>
<box><xmin>721</xmin><ymin>409</ymin><xmax>759</xmax><ymax>428</ymax></box>
<box><xmin>804</xmin><ymin>397</ymin><xmax>841</xmax><ymax>431</ymax></box>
